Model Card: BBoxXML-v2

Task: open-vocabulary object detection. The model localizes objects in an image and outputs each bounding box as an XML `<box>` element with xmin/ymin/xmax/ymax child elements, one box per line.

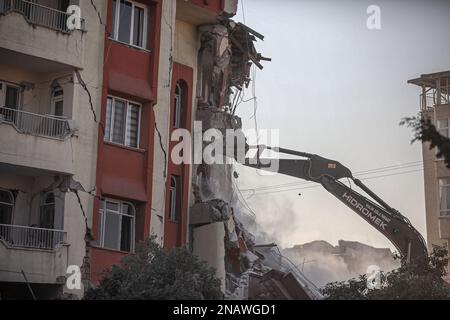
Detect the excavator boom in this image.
<box><xmin>242</xmin><ymin>146</ymin><xmax>428</xmax><ymax>262</ymax></box>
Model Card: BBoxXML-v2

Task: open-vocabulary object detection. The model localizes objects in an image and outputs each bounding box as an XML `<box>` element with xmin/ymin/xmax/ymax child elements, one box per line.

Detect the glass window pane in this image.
<box><xmin>106</xmin><ymin>201</ymin><xmax>119</xmax><ymax>212</ymax></box>
<box><xmin>104</xmin><ymin>212</ymin><xmax>121</xmax><ymax>250</ymax></box>
<box><xmin>5</xmin><ymin>86</ymin><xmax>19</xmax><ymax>109</ymax></box>
<box><xmin>438</xmin><ymin>128</ymin><xmax>448</xmax><ymax>138</ymax></box>
<box><xmin>437</xmin><ymin>119</ymin><xmax>448</xmax><ymax>129</ymax></box>
<box><xmin>122</xmin><ymin>203</ymin><xmax>135</xmax><ymax>216</ymax></box>
<box><xmin>118</xmin><ymin>0</ymin><xmax>132</xmax><ymax>44</ymax></box>
<box><xmin>105</xmin><ymin>97</ymin><xmax>113</xmax><ymax>141</ymax></box>
<box><xmin>0</xmin><ymin>204</ymin><xmax>13</xmax><ymax>225</ymax></box>
<box><xmin>446</xmin><ymin>187</ymin><xmax>450</xmax><ymax>212</ymax></box>
<box><xmin>120</xmin><ymin>215</ymin><xmax>133</xmax><ymax>251</ymax></box>
<box><xmin>173</xmin><ymin>93</ymin><xmax>181</xmax><ymax>128</ymax></box>
<box><xmin>54</xmin><ymin>100</ymin><xmax>64</xmax><ymax>117</ymax></box>
<box><xmin>111</xmin><ymin>0</ymin><xmax>117</xmax><ymax>39</ymax></box>
<box><xmin>169</xmin><ymin>188</ymin><xmax>176</xmax><ymax>221</ymax></box>
<box><xmin>169</xmin><ymin>176</ymin><xmax>180</xmax><ymax>221</ymax></box>
<box><xmin>0</xmin><ymin>191</ymin><xmax>13</xmax><ymax>204</ymax></box>
<box><xmin>439</xmin><ymin>180</ymin><xmax>450</xmax><ymax>215</ymax></box>
<box><xmin>44</xmin><ymin>193</ymin><xmax>55</xmax><ymax>204</ymax></box>
<box><xmin>126</xmin><ymin>103</ymin><xmax>140</xmax><ymax>148</ymax></box>
<box><xmin>112</xmin><ymin>100</ymin><xmax>126</xmax><ymax>144</ymax></box>
<box><xmin>133</xmin><ymin>6</ymin><xmax>144</xmax><ymax>47</ymax></box>
<box><xmin>53</xmin><ymin>89</ymin><xmax>63</xmax><ymax>98</ymax></box>
<box><xmin>40</xmin><ymin>204</ymin><xmax>55</xmax><ymax>229</ymax></box>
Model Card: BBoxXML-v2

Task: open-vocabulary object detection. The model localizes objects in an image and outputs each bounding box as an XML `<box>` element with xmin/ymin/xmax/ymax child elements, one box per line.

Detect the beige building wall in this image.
<box><xmin>63</xmin><ymin>0</ymin><xmax>106</xmax><ymax>296</ymax></box>
<box><xmin>422</xmin><ymin>105</ymin><xmax>450</xmax><ymax>251</ymax></box>
<box><xmin>0</xmin><ymin>0</ymin><xmax>106</xmax><ymax>297</ymax></box>
<box><xmin>150</xmin><ymin>0</ymin><xmax>177</xmax><ymax>245</ymax></box>
<box><xmin>150</xmin><ymin>1</ymin><xmax>202</xmax><ymax>245</ymax></box>
<box><xmin>151</xmin><ymin>0</ymin><xmax>228</xmax><ymax>286</ymax></box>
<box><xmin>409</xmin><ymin>72</ymin><xmax>450</xmax><ymax>277</ymax></box>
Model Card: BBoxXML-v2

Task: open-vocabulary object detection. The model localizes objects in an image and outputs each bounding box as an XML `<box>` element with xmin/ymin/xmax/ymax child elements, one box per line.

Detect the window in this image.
<box><xmin>0</xmin><ymin>190</ymin><xmax>14</xmax><ymax>225</ymax></box>
<box><xmin>57</xmin><ymin>0</ymin><xmax>70</xmax><ymax>12</ymax></box>
<box><xmin>439</xmin><ymin>179</ymin><xmax>450</xmax><ymax>217</ymax></box>
<box><xmin>173</xmin><ymin>80</ymin><xmax>188</xmax><ymax>129</ymax></box>
<box><xmin>51</xmin><ymin>87</ymin><xmax>64</xmax><ymax>117</ymax></box>
<box><xmin>105</xmin><ymin>96</ymin><xmax>141</xmax><ymax>148</ymax></box>
<box><xmin>168</xmin><ymin>176</ymin><xmax>181</xmax><ymax>221</ymax></box>
<box><xmin>437</xmin><ymin>118</ymin><xmax>449</xmax><ymax>138</ymax></box>
<box><xmin>173</xmin><ymin>83</ymin><xmax>182</xmax><ymax>129</ymax></box>
<box><xmin>436</xmin><ymin>119</ymin><xmax>449</xmax><ymax>159</ymax></box>
<box><xmin>0</xmin><ymin>82</ymin><xmax>20</xmax><ymax>110</ymax></box>
<box><xmin>40</xmin><ymin>192</ymin><xmax>55</xmax><ymax>229</ymax></box>
<box><xmin>98</xmin><ymin>199</ymin><xmax>135</xmax><ymax>252</ymax></box>
<box><xmin>0</xmin><ymin>83</ymin><xmax>20</xmax><ymax>122</ymax></box>
<box><xmin>5</xmin><ymin>85</ymin><xmax>19</xmax><ymax>110</ymax></box>
<box><xmin>111</xmin><ymin>0</ymin><xmax>147</xmax><ymax>49</ymax></box>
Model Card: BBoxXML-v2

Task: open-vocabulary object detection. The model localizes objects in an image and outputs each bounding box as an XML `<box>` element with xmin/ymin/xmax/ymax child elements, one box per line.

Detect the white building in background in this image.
<box><xmin>409</xmin><ymin>71</ymin><xmax>450</xmax><ymax>275</ymax></box>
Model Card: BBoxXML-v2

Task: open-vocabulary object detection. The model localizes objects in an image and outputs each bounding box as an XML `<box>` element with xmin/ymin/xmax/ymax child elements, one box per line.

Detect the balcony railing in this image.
<box><xmin>0</xmin><ymin>106</ymin><xmax>72</xmax><ymax>139</ymax></box>
<box><xmin>0</xmin><ymin>224</ymin><xmax>66</xmax><ymax>250</ymax></box>
<box><xmin>0</xmin><ymin>0</ymin><xmax>84</xmax><ymax>33</ymax></box>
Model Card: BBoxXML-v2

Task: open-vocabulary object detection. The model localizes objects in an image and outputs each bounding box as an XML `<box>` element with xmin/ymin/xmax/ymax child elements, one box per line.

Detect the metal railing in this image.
<box><xmin>0</xmin><ymin>0</ymin><xmax>84</xmax><ymax>33</ymax></box>
<box><xmin>0</xmin><ymin>224</ymin><xmax>66</xmax><ymax>250</ymax></box>
<box><xmin>0</xmin><ymin>106</ymin><xmax>71</xmax><ymax>139</ymax></box>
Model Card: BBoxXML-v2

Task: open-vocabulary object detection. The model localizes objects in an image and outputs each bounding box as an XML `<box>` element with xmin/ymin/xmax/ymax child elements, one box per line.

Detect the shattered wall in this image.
<box><xmin>189</xmin><ymin>18</ymin><xmax>267</xmax><ymax>297</ymax></box>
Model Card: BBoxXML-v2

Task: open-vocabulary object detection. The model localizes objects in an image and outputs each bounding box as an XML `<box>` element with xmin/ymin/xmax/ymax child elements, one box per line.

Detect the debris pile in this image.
<box><xmin>190</xmin><ymin>18</ymin><xmax>318</xmax><ymax>300</ymax></box>
<box><xmin>283</xmin><ymin>240</ymin><xmax>399</xmax><ymax>287</ymax></box>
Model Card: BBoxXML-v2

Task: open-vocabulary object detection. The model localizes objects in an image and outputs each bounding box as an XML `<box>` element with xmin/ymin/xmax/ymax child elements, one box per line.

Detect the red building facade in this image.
<box><xmin>90</xmin><ymin>0</ymin><xmax>162</xmax><ymax>284</ymax></box>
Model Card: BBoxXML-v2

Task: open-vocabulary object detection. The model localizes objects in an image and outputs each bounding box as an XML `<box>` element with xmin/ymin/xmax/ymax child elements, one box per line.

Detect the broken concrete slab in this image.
<box><xmin>196</xmin><ymin>108</ymin><xmax>242</xmax><ymax>131</ymax></box>
<box><xmin>190</xmin><ymin>199</ymin><xmax>232</xmax><ymax>226</ymax></box>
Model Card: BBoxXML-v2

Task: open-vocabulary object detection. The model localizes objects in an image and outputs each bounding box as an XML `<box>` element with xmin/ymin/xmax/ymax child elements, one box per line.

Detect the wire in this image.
<box><xmin>240</xmin><ymin>161</ymin><xmax>423</xmax><ymax>193</ymax></box>
<box><xmin>233</xmin><ymin>179</ymin><xmax>257</xmax><ymax>219</ymax></box>
<box><xmin>245</xmin><ymin>168</ymin><xmax>424</xmax><ymax>197</ymax></box>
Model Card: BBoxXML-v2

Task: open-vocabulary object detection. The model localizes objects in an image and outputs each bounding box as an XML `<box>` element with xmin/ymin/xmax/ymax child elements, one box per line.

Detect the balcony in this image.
<box><xmin>0</xmin><ymin>107</ymin><xmax>72</xmax><ymax>139</ymax></box>
<box><xmin>0</xmin><ymin>224</ymin><xmax>68</xmax><ymax>284</ymax></box>
<box><xmin>0</xmin><ymin>107</ymin><xmax>77</xmax><ymax>175</ymax></box>
<box><xmin>176</xmin><ymin>0</ymin><xmax>238</xmax><ymax>25</ymax></box>
<box><xmin>0</xmin><ymin>0</ymin><xmax>85</xmax><ymax>33</ymax></box>
<box><xmin>0</xmin><ymin>0</ymin><xmax>85</xmax><ymax>69</ymax></box>
<box><xmin>0</xmin><ymin>224</ymin><xmax>66</xmax><ymax>250</ymax></box>
<box><xmin>408</xmin><ymin>71</ymin><xmax>450</xmax><ymax>111</ymax></box>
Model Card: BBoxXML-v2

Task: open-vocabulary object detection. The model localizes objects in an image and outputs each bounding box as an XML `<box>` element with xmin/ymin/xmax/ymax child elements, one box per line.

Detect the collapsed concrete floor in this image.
<box><xmin>188</xmin><ymin>18</ymin><xmax>321</xmax><ymax>300</ymax></box>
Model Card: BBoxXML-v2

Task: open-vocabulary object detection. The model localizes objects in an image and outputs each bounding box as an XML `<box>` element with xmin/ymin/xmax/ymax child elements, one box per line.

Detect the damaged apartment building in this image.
<box><xmin>0</xmin><ymin>0</ymin><xmax>318</xmax><ymax>300</ymax></box>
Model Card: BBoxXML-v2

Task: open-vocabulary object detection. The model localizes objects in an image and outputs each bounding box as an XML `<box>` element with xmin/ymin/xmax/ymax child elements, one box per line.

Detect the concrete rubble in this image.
<box><xmin>283</xmin><ymin>240</ymin><xmax>399</xmax><ymax>287</ymax></box>
<box><xmin>190</xmin><ymin>18</ymin><xmax>319</xmax><ymax>300</ymax></box>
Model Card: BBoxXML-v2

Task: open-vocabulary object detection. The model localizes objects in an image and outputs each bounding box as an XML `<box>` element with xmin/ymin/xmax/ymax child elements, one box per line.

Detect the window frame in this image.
<box><xmin>0</xmin><ymin>82</ymin><xmax>21</xmax><ymax>110</ymax></box>
<box><xmin>438</xmin><ymin>178</ymin><xmax>450</xmax><ymax>218</ymax></box>
<box><xmin>105</xmin><ymin>95</ymin><xmax>142</xmax><ymax>149</ymax></box>
<box><xmin>436</xmin><ymin>117</ymin><xmax>450</xmax><ymax>137</ymax></box>
<box><xmin>173</xmin><ymin>82</ymin><xmax>182</xmax><ymax>129</ymax></box>
<box><xmin>168</xmin><ymin>175</ymin><xmax>181</xmax><ymax>222</ymax></box>
<box><xmin>169</xmin><ymin>176</ymin><xmax>177</xmax><ymax>221</ymax></box>
<box><xmin>0</xmin><ymin>189</ymin><xmax>14</xmax><ymax>225</ymax></box>
<box><xmin>51</xmin><ymin>87</ymin><xmax>64</xmax><ymax>117</ymax></box>
<box><xmin>111</xmin><ymin>0</ymin><xmax>148</xmax><ymax>50</ymax></box>
<box><xmin>98</xmin><ymin>198</ymin><xmax>136</xmax><ymax>252</ymax></box>
<box><xmin>435</xmin><ymin>118</ymin><xmax>450</xmax><ymax>160</ymax></box>
<box><xmin>39</xmin><ymin>192</ymin><xmax>56</xmax><ymax>229</ymax></box>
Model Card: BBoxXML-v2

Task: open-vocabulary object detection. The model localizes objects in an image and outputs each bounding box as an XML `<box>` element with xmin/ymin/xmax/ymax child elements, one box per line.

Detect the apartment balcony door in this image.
<box><xmin>0</xmin><ymin>82</ymin><xmax>20</xmax><ymax>109</ymax></box>
<box><xmin>50</xmin><ymin>87</ymin><xmax>64</xmax><ymax>117</ymax></box>
<box><xmin>0</xmin><ymin>82</ymin><xmax>20</xmax><ymax>123</ymax></box>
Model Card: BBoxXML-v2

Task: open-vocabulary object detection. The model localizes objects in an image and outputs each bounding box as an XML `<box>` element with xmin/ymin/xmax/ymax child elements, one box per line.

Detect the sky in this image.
<box><xmin>232</xmin><ymin>0</ymin><xmax>450</xmax><ymax>250</ymax></box>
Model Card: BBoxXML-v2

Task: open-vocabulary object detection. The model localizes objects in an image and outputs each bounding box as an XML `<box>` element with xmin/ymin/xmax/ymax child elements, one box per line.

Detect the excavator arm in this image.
<box><xmin>242</xmin><ymin>146</ymin><xmax>428</xmax><ymax>263</ymax></box>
